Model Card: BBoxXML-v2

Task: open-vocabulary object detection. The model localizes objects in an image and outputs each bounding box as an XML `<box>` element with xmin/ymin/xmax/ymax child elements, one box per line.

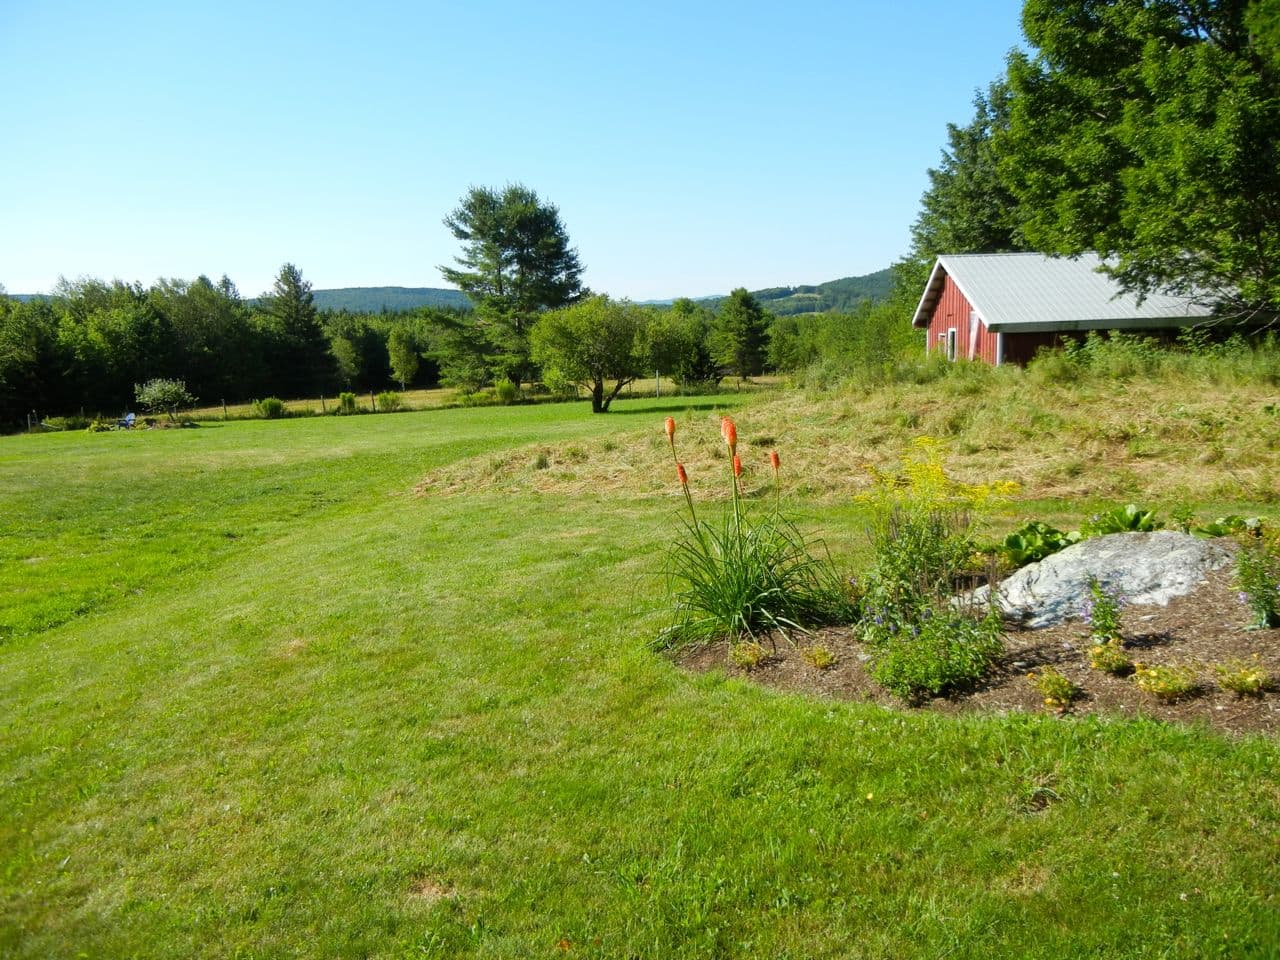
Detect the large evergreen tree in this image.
<box><xmin>259</xmin><ymin>263</ymin><xmax>332</xmax><ymax>396</ymax></box>
<box><xmin>712</xmin><ymin>289</ymin><xmax>770</xmax><ymax>380</ymax></box>
<box><xmin>440</xmin><ymin>184</ymin><xmax>583</xmax><ymax>385</ymax></box>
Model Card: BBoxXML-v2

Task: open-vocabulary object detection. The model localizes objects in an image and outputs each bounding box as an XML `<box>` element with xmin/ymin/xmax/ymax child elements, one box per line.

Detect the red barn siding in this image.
<box><xmin>924</xmin><ymin>275</ymin><xmax>999</xmax><ymax>364</ymax></box>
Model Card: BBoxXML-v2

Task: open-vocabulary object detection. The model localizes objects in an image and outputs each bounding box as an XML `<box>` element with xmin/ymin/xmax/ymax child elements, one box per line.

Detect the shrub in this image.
<box><xmin>1089</xmin><ymin>641</ymin><xmax>1134</xmax><ymax>676</ymax></box>
<box><xmin>1234</xmin><ymin>532</ymin><xmax>1280</xmax><ymax>628</ymax></box>
<box><xmin>729</xmin><ymin>641</ymin><xmax>769</xmax><ymax>669</ymax></box>
<box><xmin>135</xmin><ymin>378</ymin><xmax>196</xmax><ymax>422</ymax></box>
<box><xmin>1027</xmin><ymin>666</ymin><xmax>1081</xmax><ymax>711</ymax></box>
<box><xmin>801</xmin><ymin>644</ymin><xmax>837</xmax><ymax>670</ymax></box>
<box><xmin>866</xmin><ymin>603</ymin><xmax>1003</xmax><ymax>701</ymax></box>
<box><xmin>254</xmin><ymin>397</ymin><xmax>286</xmax><ymax>419</ymax></box>
<box><xmin>376</xmin><ymin>391</ymin><xmax>402</xmax><ymax>412</ymax></box>
<box><xmin>857</xmin><ymin>438</ymin><xmax>1010</xmax><ymax>699</ymax></box>
<box><xmin>494</xmin><ymin>379</ymin><xmax>519</xmax><ymax>405</ymax></box>
<box><xmin>1082</xmin><ymin>577</ymin><xmax>1125</xmax><ymax>644</ymax></box>
<box><xmin>42</xmin><ymin>415</ymin><xmax>91</xmax><ymax>431</ymax></box>
<box><xmin>1134</xmin><ymin>663</ymin><xmax>1199</xmax><ymax>701</ymax></box>
<box><xmin>1214</xmin><ymin>658</ymin><xmax>1270</xmax><ymax>696</ymax></box>
<box><xmin>339</xmin><ymin>391</ymin><xmax>358</xmax><ymax>415</ymax></box>
<box><xmin>86</xmin><ymin>418</ymin><xmax>114</xmax><ymax>433</ymax></box>
<box><xmin>658</xmin><ymin>416</ymin><xmax>855</xmax><ymax>648</ymax></box>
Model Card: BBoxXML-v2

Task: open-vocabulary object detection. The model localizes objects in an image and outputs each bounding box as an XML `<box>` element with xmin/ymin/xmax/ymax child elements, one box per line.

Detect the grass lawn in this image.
<box><xmin>1</xmin><ymin>392</ymin><xmax>1277</xmax><ymax>958</ymax></box>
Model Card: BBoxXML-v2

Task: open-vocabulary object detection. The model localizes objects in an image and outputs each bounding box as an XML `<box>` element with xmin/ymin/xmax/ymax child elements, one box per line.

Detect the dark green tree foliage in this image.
<box><xmin>712</xmin><ymin>289</ymin><xmax>771</xmax><ymax>380</ymax></box>
<box><xmin>530</xmin><ymin>295</ymin><xmax>653</xmax><ymax>412</ymax></box>
<box><xmin>259</xmin><ymin>263</ymin><xmax>333</xmax><ymax>397</ymax></box>
<box><xmin>440</xmin><ymin>184</ymin><xmax>583</xmax><ymax>384</ymax></box>
<box><xmin>996</xmin><ymin>0</ymin><xmax>1280</xmax><ymax>308</ymax></box>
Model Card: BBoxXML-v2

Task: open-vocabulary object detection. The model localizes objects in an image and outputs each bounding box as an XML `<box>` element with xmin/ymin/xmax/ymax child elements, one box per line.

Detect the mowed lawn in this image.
<box><xmin>1</xmin><ymin>398</ymin><xmax>1277</xmax><ymax>959</ymax></box>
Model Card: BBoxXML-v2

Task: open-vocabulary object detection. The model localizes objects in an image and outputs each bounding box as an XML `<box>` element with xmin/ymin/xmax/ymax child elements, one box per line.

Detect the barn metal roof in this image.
<box><xmin>911</xmin><ymin>252</ymin><xmax>1216</xmax><ymax>332</ymax></box>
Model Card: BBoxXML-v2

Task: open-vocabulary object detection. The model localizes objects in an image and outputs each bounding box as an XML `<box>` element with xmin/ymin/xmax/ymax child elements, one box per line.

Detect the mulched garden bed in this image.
<box><xmin>675</xmin><ymin>569</ymin><xmax>1280</xmax><ymax>737</ymax></box>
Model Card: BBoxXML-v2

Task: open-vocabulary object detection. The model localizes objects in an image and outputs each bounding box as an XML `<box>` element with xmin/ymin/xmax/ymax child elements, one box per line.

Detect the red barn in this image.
<box><xmin>911</xmin><ymin>253</ymin><xmax>1215</xmax><ymax>365</ymax></box>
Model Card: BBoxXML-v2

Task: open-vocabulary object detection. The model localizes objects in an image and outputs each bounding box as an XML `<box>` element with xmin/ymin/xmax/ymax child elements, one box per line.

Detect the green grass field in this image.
<box><xmin>2</xmin><ymin>394</ymin><xmax>1278</xmax><ymax>958</ymax></box>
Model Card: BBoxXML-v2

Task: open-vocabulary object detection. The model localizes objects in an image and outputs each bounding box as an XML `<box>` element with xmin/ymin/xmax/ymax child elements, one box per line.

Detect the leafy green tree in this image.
<box><xmin>386</xmin><ymin>325</ymin><xmax>420</xmax><ymax>390</ymax></box>
<box><xmin>712</xmin><ymin>289</ymin><xmax>770</xmax><ymax>380</ymax></box>
<box><xmin>330</xmin><ymin>336</ymin><xmax>360</xmax><ymax>387</ymax></box>
<box><xmin>530</xmin><ymin>295</ymin><xmax>650</xmax><ymax>412</ymax></box>
<box><xmin>440</xmin><ymin>184</ymin><xmax>583</xmax><ymax>385</ymax></box>
<box><xmin>134</xmin><ymin>378</ymin><xmax>195</xmax><ymax>422</ymax></box>
<box><xmin>996</xmin><ymin>0</ymin><xmax>1280</xmax><ymax>308</ymax></box>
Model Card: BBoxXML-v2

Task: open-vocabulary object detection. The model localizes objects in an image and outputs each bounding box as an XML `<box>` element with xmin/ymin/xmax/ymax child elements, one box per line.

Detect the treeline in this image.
<box><xmin>0</xmin><ymin>265</ymin><xmax>468</xmax><ymax>428</ymax></box>
<box><xmin>0</xmin><ymin>257</ymin><xmax>855</xmax><ymax>426</ymax></box>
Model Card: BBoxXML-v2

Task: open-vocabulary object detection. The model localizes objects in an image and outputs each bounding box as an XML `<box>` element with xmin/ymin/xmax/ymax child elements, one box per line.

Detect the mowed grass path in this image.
<box><xmin>2</xmin><ymin>399</ymin><xmax>1277</xmax><ymax>958</ymax></box>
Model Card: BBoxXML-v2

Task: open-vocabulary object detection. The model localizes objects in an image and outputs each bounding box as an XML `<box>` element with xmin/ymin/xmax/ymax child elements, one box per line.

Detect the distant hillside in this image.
<box><xmin>652</xmin><ymin>268</ymin><xmax>894</xmax><ymax>315</ymax></box>
<box><xmin>311</xmin><ymin>286</ymin><xmax>471</xmax><ymax>312</ymax></box>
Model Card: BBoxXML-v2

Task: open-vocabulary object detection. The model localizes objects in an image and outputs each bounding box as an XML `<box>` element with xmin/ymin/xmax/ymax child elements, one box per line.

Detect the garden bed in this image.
<box><xmin>676</xmin><ymin>569</ymin><xmax>1280</xmax><ymax>736</ymax></box>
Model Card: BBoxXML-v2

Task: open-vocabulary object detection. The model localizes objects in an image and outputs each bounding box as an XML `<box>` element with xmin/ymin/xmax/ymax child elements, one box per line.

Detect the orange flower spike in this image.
<box><xmin>769</xmin><ymin>450</ymin><xmax>780</xmax><ymax>472</ymax></box>
<box><xmin>732</xmin><ymin>454</ymin><xmax>743</xmax><ymax>478</ymax></box>
<box><xmin>676</xmin><ymin>462</ymin><xmax>689</xmax><ymax>486</ymax></box>
<box><xmin>722</xmin><ymin>416</ymin><xmax>737</xmax><ymax>453</ymax></box>
<box><xmin>664</xmin><ymin>416</ymin><xmax>676</xmax><ymax>445</ymax></box>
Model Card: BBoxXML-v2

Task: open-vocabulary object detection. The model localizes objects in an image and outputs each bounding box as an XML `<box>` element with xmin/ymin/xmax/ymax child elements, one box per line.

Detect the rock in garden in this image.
<box><xmin>974</xmin><ymin>532</ymin><xmax>1233</xmax><ymax>628</ymax></box>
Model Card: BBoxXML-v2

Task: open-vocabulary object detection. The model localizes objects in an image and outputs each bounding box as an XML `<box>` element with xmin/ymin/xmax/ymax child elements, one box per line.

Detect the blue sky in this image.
<box><xmin>0</xmin><ymin>1</ymin><xmax>1026</xmax><ymax>300</ymax></box>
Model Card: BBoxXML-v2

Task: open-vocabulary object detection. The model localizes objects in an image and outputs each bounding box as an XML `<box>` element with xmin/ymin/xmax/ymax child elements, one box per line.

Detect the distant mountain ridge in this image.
<box><xmin>311</xmin><ymin>286</ymin><xmax>471</xmax><ymax>312</ymax></box>
<box><xmin>642</xmin><ymin>268</ymin><xmax>894</xmax><ymax>314</ymax></box>
<box><xmin>9</xmin><ymin>269</ymin><xmax>893</xmax><ymax>315</ymax></box>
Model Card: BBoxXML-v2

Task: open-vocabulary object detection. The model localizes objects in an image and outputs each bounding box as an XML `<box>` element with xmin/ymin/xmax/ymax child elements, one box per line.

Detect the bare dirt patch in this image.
<box><xmin>676</xmin><ymin>569</ymin><xmax>1280</xmax><ymax>737</ymax></box>
<box><xmin>407</xmin><ymin>875</ymin><xmax>455</xmax><ymax>904</ymax></box>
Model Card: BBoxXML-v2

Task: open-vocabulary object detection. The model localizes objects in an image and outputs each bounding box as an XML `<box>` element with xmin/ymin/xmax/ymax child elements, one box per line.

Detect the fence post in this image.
<box><xmin>320</xmin><ymin>395</ymin><xmax>326</xmax><ymax>414</ymax></box>
<box><xmin>370</xmin><ymin>389</ymin><xmax>376</xmax><ymax>412</ymax></box>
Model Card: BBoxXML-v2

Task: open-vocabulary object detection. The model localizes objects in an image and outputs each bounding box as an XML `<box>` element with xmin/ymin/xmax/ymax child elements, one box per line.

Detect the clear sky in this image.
<box><xmin>0</xmin><ymin>0</ymin><xmax>1026</xmax><ymax>300</ymax></box>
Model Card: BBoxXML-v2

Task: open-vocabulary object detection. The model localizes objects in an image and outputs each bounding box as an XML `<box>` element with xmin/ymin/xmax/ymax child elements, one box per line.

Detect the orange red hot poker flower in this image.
<box><xmin>721</xmin><ymin>416</ymin><xmax>737</xmax><ymax>453</ymax></box>
<box><xmin>732</xmin><ymin>455</ymin><xmax>743</xmax><ymax>478</ymax></box>
<box><xmin>664</xmin><ymin>416</ymin><xmax>676</xmax><ymax>445</ymax></box>
<box><xmin>770</xmin><ymin>450</ymin><xmax>780</xmax><ymax>472</ymax></box>
<box><xmin>676</xmin><ymin>462</ymin><xmax>688</xmax><ymax>486</ymax></box>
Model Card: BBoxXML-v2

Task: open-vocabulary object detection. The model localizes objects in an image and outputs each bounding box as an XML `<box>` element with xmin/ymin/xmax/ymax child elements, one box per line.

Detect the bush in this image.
<box><xmin>658</xmin><ymin>416</ymin><xmax>855</xmax><ymax>648</ymax></box>
<box><xmin>1082</xmin><ymin>577</ymin><xmax>1125</xmax><ymax>644</ymax></box>
<box><xmin>1234</xmin><ymin>532</ymin><xmax>1280</xmax><ymax>628</ymax></box>
<box><xmin>1027</xmin><ymin>666</ymin><xmax>1081</xmax><ymax>711</ymax></box>
<box><xmin>135</xmin><ymin>378</ymin><xmax>196</xmax><ymax>422</ymax></box>
<box><xmin>1134</xmin><ymin>663</ymin><xmax>1199</xmax><ymax>701</ymax></box>
<box><xmin>494</xmin><ymin>379</ymin><xmax>519</xmax><ymax>405</ymax></box>
<box><xmin>254</xmin><ymin>397</ymin><xmax>286</xmax><ymax>419</ymax></box>
<box><xmin>339</xmin><ymin>391</ymin><xmax>358</xmax><ymax>415</ymax></box>
<box><xmin>1089</xmin><ymin>640</ymin><xmax>1134</xmax><ymax>676</ymax></box>
<box><xmin>866</xmin><ymin>603</ymin><xmax>1003</xmax><ymax>701</ymax></box>
<box><xmin>1214</xmin><ymin>658</ymin><xmax>1270</xmax><ymax>696</ymax></box>
<box><xmin>376</xmin><ymin>391</ymin><xmax>402</xmax><ymax>412</ymax></box>
<box><xmin>857</xmin><ymin>439</ymin><xmax>1011</xmax><ymax>699</ymax></box>
<box><xmin>42</xmin><ymin>415</ymin><xmax>91</xmax><ymax>431</ymax></box>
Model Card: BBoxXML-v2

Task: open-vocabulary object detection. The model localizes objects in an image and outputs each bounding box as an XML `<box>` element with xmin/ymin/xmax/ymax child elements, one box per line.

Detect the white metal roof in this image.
<box><xmin>911</xmin><ymin>252</ymin><xmax>1216</xmax><ymax>332</ymax></box>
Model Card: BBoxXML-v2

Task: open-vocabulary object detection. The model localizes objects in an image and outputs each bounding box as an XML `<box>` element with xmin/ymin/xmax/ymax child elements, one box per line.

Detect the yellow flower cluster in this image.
<box><xmin>858</xmin><ymin>436</ymin><xmax>1019</xmax><ymax>511</ymax></box>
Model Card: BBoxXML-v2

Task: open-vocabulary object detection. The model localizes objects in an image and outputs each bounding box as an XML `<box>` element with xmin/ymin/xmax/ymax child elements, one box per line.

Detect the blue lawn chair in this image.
<box><xmin>117</xmin><ymin>412</ymin><xmax>136</xmax><ymax>429</ymax></box>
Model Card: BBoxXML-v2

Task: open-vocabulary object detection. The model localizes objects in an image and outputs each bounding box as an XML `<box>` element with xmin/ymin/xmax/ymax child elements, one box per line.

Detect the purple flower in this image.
<box><xmin>1238</xmin><ymin>591</ymin><xmax>1250</xmax><ymax>605</ymax></box>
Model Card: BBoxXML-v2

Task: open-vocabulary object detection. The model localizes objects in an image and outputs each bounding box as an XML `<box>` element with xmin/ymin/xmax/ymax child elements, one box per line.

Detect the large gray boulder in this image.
<box><xmin>975</xmin><ymin>531</ymin><xmax>1233</xmax><ymax>628</ymax></box>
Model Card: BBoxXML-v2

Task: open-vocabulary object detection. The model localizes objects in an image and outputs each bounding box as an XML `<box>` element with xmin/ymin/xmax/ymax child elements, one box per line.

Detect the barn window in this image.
<box><xmin>946</xmin><ymin>327</ymin><xmax>958</xmax><ymax>362</ymax></box>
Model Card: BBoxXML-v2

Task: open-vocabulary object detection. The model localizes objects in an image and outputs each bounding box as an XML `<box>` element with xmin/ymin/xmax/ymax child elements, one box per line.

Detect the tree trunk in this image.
<box><xmin>599</xmin><ymin>377</ymin><xmax>633</xmax><ymax>413</ymax></box>
<box><xmin>590</xmin><ymin>380</ymin><xmax>604</xmax><ymax>413</ymax></box>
